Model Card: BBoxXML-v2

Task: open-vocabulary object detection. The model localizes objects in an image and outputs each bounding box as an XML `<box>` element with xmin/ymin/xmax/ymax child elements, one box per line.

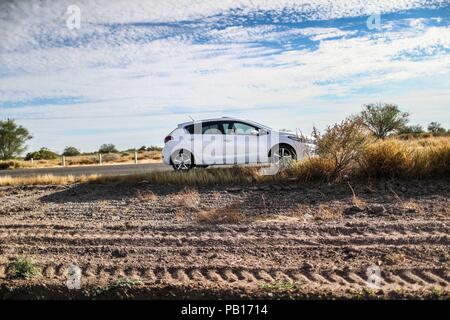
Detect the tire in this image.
<box><xmin>269</xmin><ymin>144</ymin><xmax>296</xmax><ymax>165</ymax></box>
<box><xmin>171</xmin><ymin>150</ymin><xmax>194</xmax><ymax>171</ymax></box>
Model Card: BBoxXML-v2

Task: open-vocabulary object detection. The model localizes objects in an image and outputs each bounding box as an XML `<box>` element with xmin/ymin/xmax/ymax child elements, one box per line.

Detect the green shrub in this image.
<box><xmin>99</xmin><ymin>144</ymin><xmax>118</xmax><ymax>153</ymax></box>
<box><xmin>25</xmin><ymin>147</ymin><xmax>58</xmax><ymax>160</ymax></box>
<box><xmin>63</xmin><ymin>146</ymin><xmax>81</xmax><ymax>156</ymax></box>
<box><xmin>9</xmin><ymin>257</ymin><xmax>41</xmax><ymax>279</ymax></box>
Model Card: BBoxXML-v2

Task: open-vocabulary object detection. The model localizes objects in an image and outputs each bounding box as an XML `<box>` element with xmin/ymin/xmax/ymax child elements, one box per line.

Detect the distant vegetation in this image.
<box><xmin>0</xmin><ymin>119</ymin><xmax>32</xmax><ymax>160</ymax></box>
<box><xmin>25</xmin><ymin>147</ymin><xmax>58</xmax><ymax>160</ymax></box>
<box><xmin>99</xmin><ymin>143</ymin><xmax>118</xmax><ymax>153</ymax></box>
<box><xmin>62</xmin><ymin>146</ymin><xmax>81</xmax><ymax>156</ymax></box>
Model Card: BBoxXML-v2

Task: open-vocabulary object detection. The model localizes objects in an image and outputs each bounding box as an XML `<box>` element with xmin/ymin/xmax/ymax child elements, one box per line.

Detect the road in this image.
<box><xmin>0</xmin><ymin>163</ymin><xmax>172</xmax><ymax>177</ymax></box>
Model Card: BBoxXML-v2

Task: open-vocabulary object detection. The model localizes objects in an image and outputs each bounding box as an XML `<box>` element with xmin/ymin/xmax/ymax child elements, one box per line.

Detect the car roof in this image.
<box><xmin>177</xmin><ymin>117</ymin><xmax>269</xmax><ymax>129</ymax></box>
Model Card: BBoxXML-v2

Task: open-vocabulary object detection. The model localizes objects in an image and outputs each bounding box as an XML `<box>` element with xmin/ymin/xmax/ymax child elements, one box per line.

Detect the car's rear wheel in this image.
<box><xmin>270</xmin><ymin>144</ymin><xmax>296</xmax><ymax>165</ymax></box>
<box><xmin>171</xmin><ymin>150</ymin><xmax>193</xmax><ymax>171</ymax></box>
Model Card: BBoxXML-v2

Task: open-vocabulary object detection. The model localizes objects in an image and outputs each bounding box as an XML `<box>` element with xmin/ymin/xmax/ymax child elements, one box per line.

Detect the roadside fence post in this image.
<box><xmin>134</xmin><ymin>150</ymin><xmax>138</xmax><ymax>164</ymax></box>
<box><xmin>31</xmin><ymin>158</ymin><xmax>34</xmax><ymax>165</ymax></box>
<box><xmin>62</xmin><ymin>156</ymin><xmax>66</xmax><ymax>167</ymax></box>
<box><xmin>99</xmin><ymin>153</ymin><xmax>102</xmax><ymax>165</ymax></box>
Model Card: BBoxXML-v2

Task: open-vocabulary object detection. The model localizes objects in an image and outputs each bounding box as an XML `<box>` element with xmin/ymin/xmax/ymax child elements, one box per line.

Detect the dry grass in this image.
<box><xmin>93</xmin><ymin>166</ymin><xmax>263</xmax><ymax>186</ymax></box>
<box><xmin>314</xmin><ymin>204</ymin><xmax>343</xmax><ymax>221</ymax></box>
<box><xmin>172</xmin><ymin>188</ymin><xmax>200</xmax><ymax>209</ymax></box>
<box><xmin>360</xmin><ymin>137</ymin><xmax>450</xmax><ymax>178</ymax></box>
<box><xmin>0</xmin><ymin>174</ymin><xmax>99</xmax><ymax>186</ymax></box>
<box><xmin>195</xmin><ymin>208</ymin><xmax>246</xmax><ymax>224</ymax></box>
<box><xmin>137</xmin><ymin>190</ymin><xmax>158</xmax><ymax>202</ymax></box>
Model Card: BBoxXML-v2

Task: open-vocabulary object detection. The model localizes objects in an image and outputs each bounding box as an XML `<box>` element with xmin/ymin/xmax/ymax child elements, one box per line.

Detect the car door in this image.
<box><xmin>225</xmin><ymin>121</ymin><xmax>261</xmax><ymax>164</ymax></box>
<box><xmin>199</xmin><ymin>121</ymin><xmax>225</xmax><ymax>165</ymax></box>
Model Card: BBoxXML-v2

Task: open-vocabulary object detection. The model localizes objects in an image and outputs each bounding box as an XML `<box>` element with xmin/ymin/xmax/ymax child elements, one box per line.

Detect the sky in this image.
<box><xmin>0</xmin><ymin>0</ymin><xmax>449</xmax><ymax>153</ymax></box>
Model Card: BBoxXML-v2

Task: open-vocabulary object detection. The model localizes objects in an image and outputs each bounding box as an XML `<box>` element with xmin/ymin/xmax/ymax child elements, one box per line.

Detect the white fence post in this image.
<box><xmin>99</xmin><ymin>153</ymin><xmax>102</xmax><ymax>165</ymax></box>
<box><xmin>134</xmin><ymin>150</ymin><xmax>138</xmax><ymax>164</ymax></box>
<box><xmin>30</xmin><ymin>158</ymin><xmax>34</xmax><ymax>165</ymax></box>
<box><xmin>62</xmin><ymin>155</ymin><xmax>66</xmax><ymax>167</ymax></box>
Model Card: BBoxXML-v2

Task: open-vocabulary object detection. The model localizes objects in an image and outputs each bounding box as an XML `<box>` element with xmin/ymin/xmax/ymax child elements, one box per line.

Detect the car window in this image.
<box><xmin>185</xmin><ymin>122</ymin><xmax>225</xmax><ymax>134</ymax></box>
<box><xmin>227</xmin><ymin>121</ymin><xmax>258</xmax><ymax>135</ymax></box>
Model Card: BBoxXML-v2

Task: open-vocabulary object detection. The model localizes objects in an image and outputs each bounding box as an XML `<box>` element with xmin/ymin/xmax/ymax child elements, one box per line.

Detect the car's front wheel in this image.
<box><xmin>270</xmin><ymin>144</ymin><xmax>296</xmax><ymax>165</ymax></box>
<box><xmin>171</xmin><ymin>150</ymin><xmax>193</xmax><ymax>171</ymax></box>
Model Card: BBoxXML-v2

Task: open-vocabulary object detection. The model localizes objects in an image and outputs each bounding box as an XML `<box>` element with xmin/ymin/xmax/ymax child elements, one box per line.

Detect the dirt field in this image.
<box><xmin>0</xmin><ymin>178</ymin><xmax>449</xmax><ymax>299</ymax></box>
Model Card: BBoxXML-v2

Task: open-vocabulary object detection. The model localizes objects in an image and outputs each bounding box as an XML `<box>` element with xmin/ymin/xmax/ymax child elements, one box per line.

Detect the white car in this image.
<box><xmin>163</xmin><ymin>117</ymin><xmax>314</xmax><ymax>171</ymax></box>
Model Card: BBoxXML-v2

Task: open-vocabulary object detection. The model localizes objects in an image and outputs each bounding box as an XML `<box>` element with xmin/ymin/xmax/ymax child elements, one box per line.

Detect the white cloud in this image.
<box><xmin>0</xmin><ymin>0</ymin><xmax>449</xmax><ymax>151</ymax></box>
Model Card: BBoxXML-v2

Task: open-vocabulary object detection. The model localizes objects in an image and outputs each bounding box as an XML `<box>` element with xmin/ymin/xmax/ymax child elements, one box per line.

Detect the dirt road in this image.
<box><xmin>0</xmin><ymin>179</ymin><xmax>448</xmax><ymax>299</ymax></box>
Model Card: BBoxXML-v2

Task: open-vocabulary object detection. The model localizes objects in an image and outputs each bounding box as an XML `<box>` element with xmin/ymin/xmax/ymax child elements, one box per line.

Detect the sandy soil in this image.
<box><xmin>0</xmin><ymin>178</ymin><xmax>449</xmax><ymax>299</ymax></box>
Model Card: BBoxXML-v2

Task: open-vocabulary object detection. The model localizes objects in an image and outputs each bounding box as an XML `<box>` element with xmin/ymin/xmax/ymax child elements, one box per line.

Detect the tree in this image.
<box><xmin>398</xmin><ymin>124</ymin><xmax>424</xmax><ymax>135</ymax></box>
<box><xmin>427</xmin><ymin>122</ymin><xmax>446</xmax><ymax>134</ymax></box>
<box><xmin>25</xmin><ymin>147</ymin><xmax>58</xmax><ymax>160</ymax></box>
<box><xmin>360</xmin><ymin>103</ymin><xmax>409</xmax><ymax>139</ymax></box>
<box><xmin>63</xmin><ymin>146</ymin><xmax>81</xmax><ymax>156</ymax></box>
<box><xmin>99</xmin><ymin>143</ymin><xmax>118</xmax><ymax>153</ymax></box>
<box><xmin>0</xmin><ymin>119</ymin><xmax>32</xmax><ymax>160</ymax></box>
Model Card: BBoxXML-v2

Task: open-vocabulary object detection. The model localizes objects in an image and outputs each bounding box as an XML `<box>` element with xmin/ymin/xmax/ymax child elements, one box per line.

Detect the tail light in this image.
<box><xmin>164</xmin><ymin>135</ymin><xmax>173</xmax><ymax>144</ymax></box>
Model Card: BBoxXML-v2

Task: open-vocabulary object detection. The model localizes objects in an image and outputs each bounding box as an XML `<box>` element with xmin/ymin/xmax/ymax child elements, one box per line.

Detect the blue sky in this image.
<box><xmin>0</xmin><ymin>0</ymin><xmax>449</xmax><ymax>153</ymax></box>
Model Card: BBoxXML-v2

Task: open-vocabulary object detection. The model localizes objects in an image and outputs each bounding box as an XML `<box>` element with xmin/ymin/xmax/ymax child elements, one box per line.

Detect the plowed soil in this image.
<box><xmin>0</xmin><ymin>178</ymin><xmax>449</xmax><ymax>299</ymax></box>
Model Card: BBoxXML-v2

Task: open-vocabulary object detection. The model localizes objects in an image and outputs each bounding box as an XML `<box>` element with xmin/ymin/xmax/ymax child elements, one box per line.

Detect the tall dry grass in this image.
<box><xmin>359</xmin><ymin>137</ymin><xmax>450</xmax><ymax>178</ymax></box>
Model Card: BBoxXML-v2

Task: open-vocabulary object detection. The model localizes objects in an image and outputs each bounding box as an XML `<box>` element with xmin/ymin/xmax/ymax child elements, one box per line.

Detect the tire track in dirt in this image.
<box><xmin>1</xmin><ymin>262</ymin><xmax>447</xmax><ymax>290</ymax></box>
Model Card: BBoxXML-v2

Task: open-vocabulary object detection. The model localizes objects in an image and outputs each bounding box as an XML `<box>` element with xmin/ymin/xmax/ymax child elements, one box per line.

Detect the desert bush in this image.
<box><xmin>99</xmin><ymin>144</ymin><xmax>118</xmax><ymax>153</ymax></box>
<box><xmin>312</xmin><ymin>118</ymin><xmax>369</xmax><ymax>179</ymax></box>
<box><xmin>398</xmin><ymin>125</ymin><xmax>424</xmax><ymax>135</ymax></box>
<box><xmin>360</xmin><ymin>103</ymin><xmax>409</xmax><ymax>139</ymax></box>
<box><xmin>25</xmin><ymin>147</ymin><xmax>58</xmax><ymax>160</ymax></box>
<box><xmin>428</xmin><ymin>122</ymin><xmax>446</xmax><ymax>134</ymax></box>
<box><xmin>9</xmin><ymin>257</ymin><xmax>41</xmax><ymax>279</ymax></box>
<box><xmin>0</xmin><ymin>160</ymin><xmax>28</xmax><ymax>170</ymax></box>
<box><xmin>63</xmin><ymin>146</ymin><xmax>81</xmax><ymax>156</ymax></box>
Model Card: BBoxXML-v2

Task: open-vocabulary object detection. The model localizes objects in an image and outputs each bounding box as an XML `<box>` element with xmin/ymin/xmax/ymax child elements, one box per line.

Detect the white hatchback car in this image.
<box><xmin>163</xmin><ymin>117</ymin><xmax>314</xmax><ymax>171</ymax></box>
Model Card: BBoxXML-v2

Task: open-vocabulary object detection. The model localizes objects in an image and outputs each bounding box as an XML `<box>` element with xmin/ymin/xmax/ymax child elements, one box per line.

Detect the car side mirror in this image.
<box><xmin>250</xmin><ymin>129</ymin><xmax>259</xmax><ymax>136</ymax></box>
